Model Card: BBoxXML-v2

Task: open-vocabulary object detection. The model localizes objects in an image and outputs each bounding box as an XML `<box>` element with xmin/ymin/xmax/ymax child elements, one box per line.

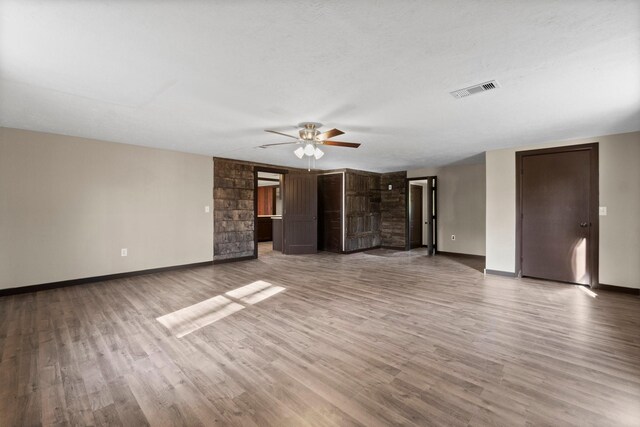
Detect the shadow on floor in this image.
<box><xmin>437</xmin><ymin>253</ymin><xmax>485</xmax><ymax>273</ymax></box>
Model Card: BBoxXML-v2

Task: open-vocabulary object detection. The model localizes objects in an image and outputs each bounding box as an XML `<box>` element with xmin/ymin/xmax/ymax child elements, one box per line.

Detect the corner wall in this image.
<box><xmin>485</xmin><ymin>131</ymin><xmax>640</xmax><ymax>289</ymax></box>
<box><xmin>0</xmin><ymin>127</ymin><xmax>214</xmax><ymax>290</ymax></box>
<box><xmin>408</xmin><ymin>163</ymin><xmax>486</xmax><ymax>256</ymax></box>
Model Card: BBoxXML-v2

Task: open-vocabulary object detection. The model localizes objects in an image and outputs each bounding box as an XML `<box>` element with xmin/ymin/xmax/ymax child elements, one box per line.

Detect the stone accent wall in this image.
<box><xmin>380</xmin><ymin>171</ymin><xmax>407</xmax><ymax>248</ymax></box>
<box><xmin>213</xmin><ymin>159</ymin><xmax>255</xmax><ymax>261</ymax></box>
<box><xmin>345</xmin><ymin>170</ymin><xmax>381</xmax><ymax>251</ymax></box>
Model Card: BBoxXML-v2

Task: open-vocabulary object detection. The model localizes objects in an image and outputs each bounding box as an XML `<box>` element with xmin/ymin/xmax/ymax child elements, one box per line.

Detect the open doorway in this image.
<box><xmin>254</xmin><ymin>169</ymin><xmax>286</xmax><ymax>257</ymax></box>
<box><xmin>406</xmin><ymin>176</ymin><xmax>437</xmax><ymax>254</ymax></box>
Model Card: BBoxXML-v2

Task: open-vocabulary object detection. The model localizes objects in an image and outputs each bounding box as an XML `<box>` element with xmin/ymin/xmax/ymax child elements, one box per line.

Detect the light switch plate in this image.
<box><xmin>599</xmin><ymin>206</ymin><xmax>607</xmax><ymax>216</ymax></box>
<box><xmin>205</xmin><ymin>206</ymin><xmax>210</xmax><ymax>213</ymax></box>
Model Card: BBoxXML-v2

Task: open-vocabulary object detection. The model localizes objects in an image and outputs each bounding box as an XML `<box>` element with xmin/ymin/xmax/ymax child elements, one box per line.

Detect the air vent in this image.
<box><xmin>450</xmin><ymin>80</ymin><xmax>500</xmax><ymax>98</ymax></box>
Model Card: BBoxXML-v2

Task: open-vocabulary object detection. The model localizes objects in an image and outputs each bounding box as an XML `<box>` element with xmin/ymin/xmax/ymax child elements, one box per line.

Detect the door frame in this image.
<box><xmin>409</xmin><ymin>185</ymin><xmax>424</xmax><ymax>249</ymax></box>
<box><xmin>515</xmin><ymin>143</ymin><xmax>599</xmax><ymax>287</ymax></box>
<box><xmin>405</xmin><ymin>176</ymin><xmax>437</xmax><ymax>252</ymax></box>
<box><xmin>254</xmin><ymin>166</ymin><xmax>288</xmax><ymax>258</ymax></box>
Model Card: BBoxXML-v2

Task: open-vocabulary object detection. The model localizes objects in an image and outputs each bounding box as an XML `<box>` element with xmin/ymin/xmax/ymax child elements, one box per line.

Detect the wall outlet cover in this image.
<box><xmin>451</xmin><ymin>235</ymin><xmax>455</xmax><ymax>240</ymax></box>
<box><xmin>599</xmin><ymin>206</ymin><xmax>607</xmax><ymax>216</ymax></box>
<box><xmin>121</xmin><ymin>248</ymin><xmax>128</xmax><ymax>257</ymax></box>
<box><xmin>205</xmin><ymin>205</ymin><xmax>210</xmax><ymax>213</ymax></box>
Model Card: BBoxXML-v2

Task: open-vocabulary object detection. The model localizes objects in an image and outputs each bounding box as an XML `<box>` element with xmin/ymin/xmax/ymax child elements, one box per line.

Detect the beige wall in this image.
<box><xmin>485</xmin><ymin>131</ymin><xmax>640</xmax><ymax>289</ymax></box>
<box><xmin>408</xmin><ymin>163</ymin><xmax>486</xmax><ymax>256</ymax></box>
<box><xmin>0</xmin><ymin>128</ymin><xmax>214</xmax><ymax>289</ymax></box>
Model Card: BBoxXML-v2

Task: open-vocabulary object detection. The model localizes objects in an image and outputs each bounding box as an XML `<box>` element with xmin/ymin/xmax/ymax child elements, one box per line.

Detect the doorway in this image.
<box><xmin>406</xmin><ymin>176</ymin><xmax>437</xmax><ymax>254</ymax></box>
<box><xmin>516</xmin><ymin>143</ymin><xmax>599</xmax><ymax>286</ymax></box>
<box><xmin>254</xmin><ymin>168</ymin><xmax>286</xmax><ymax>257</ymax></box>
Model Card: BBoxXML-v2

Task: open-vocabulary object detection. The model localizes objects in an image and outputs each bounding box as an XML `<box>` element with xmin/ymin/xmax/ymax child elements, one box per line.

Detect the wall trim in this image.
<box><xmin>484</xmin><ymin>269</ymin><xmax>517</xmax><ymax>277</ymax></box>
<box><xmin>596</xmin><ymin>283</ymin><xmax>640</xmax><ymax>295</ymax></box>
<box><xmin>213</xmin><ymin>255</ymin><xmax>256</xmax><ymax>265</ymax></box>
<box><xmin>381</xmin><ymin>245</ymin><xmax>407</xmax><ymax>251</ymax></box>
<box><xmin>342</xmin><ymin>246</ymin><xmax>381</xmax><ymax>254</ymax></box>
<box><xmin>437</xmin><ymin>251</ymin><xmax>486</xmax><ymax>261</ymax></box>
<box><xmin>0</xmin><ymin>261</ymin><xmax>214</xmax><ymax>297</ymax></box>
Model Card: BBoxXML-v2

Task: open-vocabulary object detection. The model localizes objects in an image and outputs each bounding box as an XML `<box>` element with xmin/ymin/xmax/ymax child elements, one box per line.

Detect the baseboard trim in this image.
<box><xmin>0</xmin><ymin>260</ymin><xmax>214</xmax><ymax>297</ymax></box>
<box><xmin>484</xmin><ymin>269</ymin><xmax>517</xmax><ymax>277</ymax></box>
<box><xmin>381</xmin><ymin>245</ymin><xmax>406</xmax><ymax>251</ymax></box>
<box><xmin>342</xmin><ymin>246</ymin><xmax>381</xmax><ymax>254</ymax></box>
<box><xmin>213</xmin><ymin>255</ymin><xmax>256</xmax><ymax>265</ymax></box>
<box><xmin>437</xmin><ymin>251</ymin><xmax>485</xmax><ymax>261</ymax></box>
<box><xmin>596</xmin><ymin>283</ymin><xmax>640</xmax><ymax>295</ymax></box>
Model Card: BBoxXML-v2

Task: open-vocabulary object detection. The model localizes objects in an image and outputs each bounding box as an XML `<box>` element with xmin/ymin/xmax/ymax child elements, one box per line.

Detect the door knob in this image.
<box><xmin>579</xmin><ymin>222</ymin><xmax>588</xmax><ymax>228</ymax></box>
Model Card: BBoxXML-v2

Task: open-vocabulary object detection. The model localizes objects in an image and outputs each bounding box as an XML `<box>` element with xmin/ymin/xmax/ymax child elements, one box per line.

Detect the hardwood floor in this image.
<box><xmin>1</xmin><ymin>250</ymin><xmax>639</xmax><ymax>426</ymax></box>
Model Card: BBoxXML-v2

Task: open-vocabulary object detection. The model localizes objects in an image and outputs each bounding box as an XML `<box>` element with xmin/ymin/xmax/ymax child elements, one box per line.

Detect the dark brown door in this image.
<box><xmin>409</xmin><ymin>185</ymin><xmax>423</xmax><ymax>249</ymax></box>
<box><xmin>284</xmin><ymin>173</ymin><xmax>318</xmax><ymax>254</ymax></box>
<box><xmin>519</xmin><ymin>146</ymin><xmax>598</xmax><ymax>285</ymax></box>
<box><xmin>318</xmin><ymin>174</ymin><xmax>343</xmax><ymax>253</ymax></box>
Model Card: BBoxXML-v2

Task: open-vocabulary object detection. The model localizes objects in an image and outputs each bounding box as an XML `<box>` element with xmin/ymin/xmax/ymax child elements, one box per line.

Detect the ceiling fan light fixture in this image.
<box><xmin>304</xmin><ymin>143</ymin><xmax>315</xmax><ymax>156</ymax></box>
<box><xmin>263</xmin><ymin>122</ymin><xmax>360</xmax><ymax>164</ymax></box>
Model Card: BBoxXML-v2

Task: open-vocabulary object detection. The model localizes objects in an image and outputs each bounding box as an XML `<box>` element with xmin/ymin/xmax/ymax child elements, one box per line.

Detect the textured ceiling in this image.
<box><xmin>1</xmin><ymin>0</ymin><xmax>639</xmax><ymax>172</ymax></box>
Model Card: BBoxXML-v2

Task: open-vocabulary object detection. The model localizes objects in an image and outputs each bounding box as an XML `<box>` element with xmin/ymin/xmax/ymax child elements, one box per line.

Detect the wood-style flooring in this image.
<box><xmin>1</xmin><ymin>249</ymin><xmax>639</xmax><ymax>426</ymax></box>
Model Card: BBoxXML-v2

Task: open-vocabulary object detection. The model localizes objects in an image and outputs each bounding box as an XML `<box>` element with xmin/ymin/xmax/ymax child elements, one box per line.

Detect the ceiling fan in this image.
<box><xmin>260</xmin><ymin>122</ymin><xmax>361</xmax><ymax>162</ymax></box>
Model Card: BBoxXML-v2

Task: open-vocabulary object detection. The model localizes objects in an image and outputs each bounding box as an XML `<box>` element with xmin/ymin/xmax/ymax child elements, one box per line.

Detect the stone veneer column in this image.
<box><xmin>213</xmin><ymin>159</ymin><xmax>255</xmax><ymax>261</ymax></box>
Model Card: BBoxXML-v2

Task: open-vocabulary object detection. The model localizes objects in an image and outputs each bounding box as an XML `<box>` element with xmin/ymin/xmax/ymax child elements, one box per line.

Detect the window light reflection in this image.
<box><xmin>156</xmin><ymin>281</ymin><xmax>285</xmax><ymax>338</ymax></box>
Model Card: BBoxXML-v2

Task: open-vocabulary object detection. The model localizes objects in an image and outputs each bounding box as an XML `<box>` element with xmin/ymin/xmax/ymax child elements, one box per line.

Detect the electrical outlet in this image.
<box><xmin>451</xmin><ymin>235</ymin><xmax>455</xmax><ymax>241</ymax></box>
<box><xmin>205</xmin><ymin>205</ymin><xmax>210</xmax><ymax>213</ymax></box>
<box><xmin>121</xmin><ymin>248</ymin><xmax>128</xmax><ymax>257</ymax></box>
<box><xmin>599</xmin><ymin>206</ymin><xmax>607</xmax><ymax>216</ymax></box>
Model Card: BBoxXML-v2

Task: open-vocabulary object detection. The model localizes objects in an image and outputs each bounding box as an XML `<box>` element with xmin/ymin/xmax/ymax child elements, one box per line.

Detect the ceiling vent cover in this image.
<box><xmin>450</xmin><ymin>80</ymin><xmax>500</xmax><ymax>98</ymax></box>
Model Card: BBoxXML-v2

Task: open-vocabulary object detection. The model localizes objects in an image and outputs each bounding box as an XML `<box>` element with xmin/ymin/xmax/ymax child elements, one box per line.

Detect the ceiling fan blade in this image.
<box><xmin>265</xmin><ymin>130</ymin><xmax>299</xmax><ymax>139</ymax></box>
<box><xmin>259</xmin><ymin>141</ymin><xmax>300</xmax><ymax>148</ymax></box>
<box><xmin>316</xmin><ymin>128</ymin><xmax>345</xmax><ymax>141</ymax></box>
<box><xmin>320</xmin><ymin>140</ymin><xmax>361</xmax><ymax>148</ymax></box>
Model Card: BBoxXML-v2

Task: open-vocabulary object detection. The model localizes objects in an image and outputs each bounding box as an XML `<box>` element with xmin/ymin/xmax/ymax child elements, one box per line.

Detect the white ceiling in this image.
<box><xmin>1</xmin><ymin>1</ymin><xmax>638</xmax><ymax>172</ymax></box>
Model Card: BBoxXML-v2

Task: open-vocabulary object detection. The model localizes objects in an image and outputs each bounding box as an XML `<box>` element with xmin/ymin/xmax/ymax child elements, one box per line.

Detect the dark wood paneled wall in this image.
<box><xmin>345</xmin><ymin>170</ymin><xmax>381</xmax><ymax>251</ymax></box>
<box><xmin>318</xmin><ymin>173</ymin><xmax>344</xmax><ymax>253</ymax></box>
<box><xmin>380</xmin><ymin>171</ymin><xmax>407</xmax><ymax>248</ymax></box>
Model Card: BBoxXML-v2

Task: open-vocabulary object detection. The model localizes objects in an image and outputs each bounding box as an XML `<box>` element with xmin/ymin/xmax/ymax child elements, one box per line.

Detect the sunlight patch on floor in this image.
<box><xmin>157</xmin><ymin>281</ymin><xmax>285</xmax><ymax>338</ymax></box>
<box><xmin>238</xmin><ymin>284</ymin><xmax>285</xmax><ymax>305</ymax></box>
<box><xmin>577</xmin><ymin>285</ymin><xmax>597</xmax><ymax>298</ymax></box>
<box><xmin>225</xmin><ymin>280</ymin><xmax>272</xmax><ymax>299</ymax></box>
